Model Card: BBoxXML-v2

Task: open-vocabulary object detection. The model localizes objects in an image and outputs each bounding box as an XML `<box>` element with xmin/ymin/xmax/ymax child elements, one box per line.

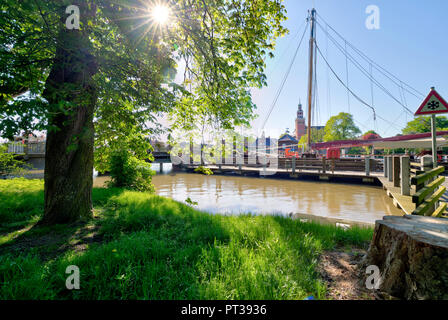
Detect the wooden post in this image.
<box><xmin>400</xmin><ymin>156</ymin><xmax>410</xmax><ymax>196</ymax></box>
<box><xmin>244</xmin><ymin>137</ymin><xmax>248</xmax><ymax>165</ymax></box>
<box><xmin>322</xmin><ymin>156</ymin><xmax>326</xmax><ymax>174</ymax></box>
<box><xmin>256</xmin><ymin>137</ymin><xmax>259</xmax><ymax>165</ymax></box>
<box><xmin>200</xmin><ymin>143</ymin><xmax>204</xmax><ymax>165</ymax></box>
<box><xmin>233</xmin><ymin>136</ymin><xmax>237</xmax><ymax>167</ymax></box>
<box><xmin>419</xmin><ymin>156</ymin><xmax>433</xmax><ymax>189</ymax></box>
<box><xmin>292</xmin><ymin>156</ymin><xmax>296</xmax><ymax>175</ymax></box>
<box><xmin>393</xmin><ymin>156</ymin><xmax>400</xmax><ymax>187</ymax></box>
<box><xmin>159</xmin><ymin>162</ymin><xmax>163</xmax><ymax>173</ymax></box>
<box><xmin>388</xmin><ymin>156</ymin><xmax>393</xmax><ymax>182</ymax></box>
<box><xmin>421</xmin><ymin>155</ymin><xmax>436</xmax><ymax>213</ymax></box>
<box><xmin>384</xmin><ymin>156</ymin><xmax>388</xmax><ymax>178</ymax></box>
<box><xmin>421</xmin><ymin>155</ymin><xmax>433</xmax><ymax>172</ymax></box>
<box><xmin>189</xmin><ymin>137</ymin><xmax>193</xmax><ymax>165</ymax></box>
<box><xmin>220</xmin><ymin>139</ymin><xmax>225</xmax><ymax>170</ymax></box>
<box><xmin>365</xmin><ymin>156</ymin><xmax>370</xmax><ymax>176</ymax></box>
<box><xmin>331</xmin><ymin>159</ymin><xmax>335</xmax><ymax>174</ymax></box>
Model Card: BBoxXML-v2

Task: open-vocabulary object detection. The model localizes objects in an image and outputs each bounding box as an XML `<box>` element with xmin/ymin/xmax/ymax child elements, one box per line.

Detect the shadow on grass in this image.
<box><xmin>0</xmin><ymin>187</ymin><xmax>126</xmax><ymax>259</ymax></box>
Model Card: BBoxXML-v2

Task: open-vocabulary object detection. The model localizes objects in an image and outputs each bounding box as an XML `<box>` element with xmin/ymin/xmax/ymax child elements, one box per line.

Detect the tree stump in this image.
<box><xmin>361</xmin><ymin>215</ymin><xmax>448</xmax><ymax>300</ymax></box>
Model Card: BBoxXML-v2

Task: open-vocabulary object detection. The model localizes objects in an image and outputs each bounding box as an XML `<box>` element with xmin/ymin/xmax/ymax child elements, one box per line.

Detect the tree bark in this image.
<box><xmin>360</xmin><ymin>215</ymin><xmax>448</xmax><ymax>300</ymax></box>
<box><xmin>40</xmin><ymin>2</ymin><xmax>98</xmax><ymax>225</ymax></box>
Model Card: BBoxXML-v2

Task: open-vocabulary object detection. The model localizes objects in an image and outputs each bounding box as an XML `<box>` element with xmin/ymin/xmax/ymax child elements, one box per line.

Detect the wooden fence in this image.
<box><xmin>383</xmin><ymin>155</ymin><xmax>447</xmax><ymax>217</ymax></box>
<box><xmin>411</xmin><ymin>166</ymin><xmax>446</xmax><ymax>217</ymax></box>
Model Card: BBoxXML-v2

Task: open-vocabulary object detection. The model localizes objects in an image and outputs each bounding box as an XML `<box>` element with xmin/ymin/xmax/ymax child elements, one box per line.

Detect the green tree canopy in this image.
<box><xmin>298</xmin><ymin>128</ymin><xmax>324</xmax><ymax>148</ymax></box>
<box><xmin>402</xmin><ymin>116</ymin><xmax>448</xmax><ymax>135</ymax></box>
<box><xmin>323</xmin><ymin>112</ymin><xmax>361</xmax><ymax>142</ymax></box>
<box><xmin>0</xmin><ymin>0</ymin><xmax>288</xmax><ymax>224</ymax></box>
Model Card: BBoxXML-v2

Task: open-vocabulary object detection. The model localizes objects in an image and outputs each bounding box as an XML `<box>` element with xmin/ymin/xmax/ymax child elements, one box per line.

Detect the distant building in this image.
<box><xmin>278</xmin><ymin>129</ymin><xmax>299</xmax><ymax>154</ymax></box>
<box><xmin>295</xmin><ymin>102</ymin><xmax>306</xmax><ymax>141</ymax></box>
<box><xmin>294</xmin><ymin>102</ymin><xmax>325</xmax><ymax>141</ymax></box>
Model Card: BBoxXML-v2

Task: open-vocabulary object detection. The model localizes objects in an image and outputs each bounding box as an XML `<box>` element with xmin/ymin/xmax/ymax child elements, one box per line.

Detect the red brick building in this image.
<box><xmin>295</xmin><ymin>102</ymin><xmax>306</xmax><ymax>141</ymax></box>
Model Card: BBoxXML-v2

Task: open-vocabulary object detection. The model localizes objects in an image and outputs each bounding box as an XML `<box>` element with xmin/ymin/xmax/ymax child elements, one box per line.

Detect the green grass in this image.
<box><xmin>0</xmin><ymin>178</ymin><xmax>373</xmax><ymax>300</ymax></box>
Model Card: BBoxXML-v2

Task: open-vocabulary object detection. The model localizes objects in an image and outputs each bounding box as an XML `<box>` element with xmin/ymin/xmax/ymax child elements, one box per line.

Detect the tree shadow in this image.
<box><xmin>0</xmin><ymin>187</ymin><xmax>126</xmax><ymax>262</ymax></box>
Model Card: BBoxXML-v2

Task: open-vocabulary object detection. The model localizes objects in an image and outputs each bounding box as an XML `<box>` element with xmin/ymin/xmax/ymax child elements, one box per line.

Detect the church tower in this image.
<box><xmin>295</xmin><ymin>102</ymin><xmax>306</xmax><ymax>141</ymax></box>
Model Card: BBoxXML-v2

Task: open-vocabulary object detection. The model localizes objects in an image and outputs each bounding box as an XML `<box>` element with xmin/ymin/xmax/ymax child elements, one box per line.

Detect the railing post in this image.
<box><xmin>393</xmin><ymin>156</ymin><xmax>400</xmax><ymax>187</ymax></box>
<box><xmin>220</xmin><ymin>139</ymin><xmax>225</xmax><ymax>170</ymax></box>
<box><xmin>400</xmin><ymin>156</ymin><xmax>410</xmax><ymax>196</ymax></box>
<box><xmin>421</xmin><ymin>155</ymin><xmax>433</xmax><ymax>173</ymax></box>
<box><xmin>244</xmin><ymin>137</ymin><xmax>248</xmax><ymax>166</ymax></box>
<box><xmin>292</xmin><ymin>156</ymin><xmax>296</xmax><ymax>175</ymax></box>
<box><xmin>189</xmin><ymin>137</ymin><xmax>193</xmax><ymax>165</ymax></box>
<box><xmin>384</xmin><ymin>156</ymin><xmax>388</xmax><ymax>178</ymax></box>
<box><xmin>200</xmin><ymin>143</ymin><xmax>204</xmax><ymax>165</ymax></box>
<box><xmin>322</xmin><ymin>156</ymin><xmax>326</xmax><ymax>174</ymax></box>
<box><xmin>256</xmin><ymin>138</ymin><xmax>259</xmax><ymax>166</ymax></box>
<box><xmin>420</xmin><ymin>155</ymin><xmax>433</xmax><ymax>188</ymax></box>
<box><xmin>420</xmin><ymin>155</ymin><xmax>436</xmax><ymax>214</ymax></box>
<box><xmin>387</xmin><ymin>156</ymin><xmax>393</xmax><ymax>182</ymax></box>
<box><xmin>233</xmin><ymin>135</ymin><xmax>237</xmax><ymax>167</ymax></box>
<box><xmin>365</xmin><ymin>156</ymin><xmax>370</xmax><ymax>176</ymax></box>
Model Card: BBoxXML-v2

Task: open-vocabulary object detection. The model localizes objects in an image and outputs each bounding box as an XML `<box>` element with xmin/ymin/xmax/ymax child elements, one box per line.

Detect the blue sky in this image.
<box><xmin>250</xmin><ymin>0</ymin><xmax>448</xmax><ymax>137</ymax></box>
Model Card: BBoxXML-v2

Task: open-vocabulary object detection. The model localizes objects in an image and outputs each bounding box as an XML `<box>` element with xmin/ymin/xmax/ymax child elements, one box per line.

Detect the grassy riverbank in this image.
<box><xmin>0</xmin><ymin>178</ymin><xmax>373</xmax><ymax>299</ymax></box>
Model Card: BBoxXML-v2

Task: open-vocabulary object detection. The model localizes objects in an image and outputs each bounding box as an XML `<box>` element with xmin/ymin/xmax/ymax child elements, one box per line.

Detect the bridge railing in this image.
<box><xmin>7</xmin><ymin>143</ymin><xmax>24</xmax><ymax>154</ymax></box>
<box><xmin>27</xmin><ymin>142</ymin><xmax>45</xmax><ymax>154</ymax></box>
<box><xmin>181</xmin><ymin>153</ymin><xmax>382</xmax><ymax>176</ymax></box>
<box><xmin>6</xmin><ymin>141</ymin><xmax>45</xmax><ymax>155</ymax></box>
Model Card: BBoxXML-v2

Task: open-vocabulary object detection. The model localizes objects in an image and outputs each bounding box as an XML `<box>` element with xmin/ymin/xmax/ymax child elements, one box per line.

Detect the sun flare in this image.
<box><xmin>152</xmin><ymin>5</ymin><xmax>170</xmax><ymax>25</ymax></box>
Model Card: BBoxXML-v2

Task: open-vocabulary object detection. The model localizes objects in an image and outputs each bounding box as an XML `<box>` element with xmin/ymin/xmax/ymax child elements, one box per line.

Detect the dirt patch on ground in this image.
<box><xmin>318</xmin><ymin>248</ymin><xmax>376</xmax><ymax>300</ymax></box>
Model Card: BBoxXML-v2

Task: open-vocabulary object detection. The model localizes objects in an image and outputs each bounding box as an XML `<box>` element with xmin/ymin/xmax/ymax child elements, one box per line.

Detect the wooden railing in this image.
<box><xmin>6</xmin><ymin>142</ymin><xmax>45</xmax><ymax>155</ymax></box>
<box><xmin>411</xmin><ymin>166</ymin><xmax>446</xmax><ymax>217</ymax></box>
<box><xmin>7</xmin><ymin>143</ymin><xmax>24</xmax><ymax>154</ymax></box>
<box><xmin>278</xmin><ymin>157</ymin><xmax>382</xmax><ymax>174</ymax></box>
<box><xmin>187</xmin><ymin>154</ymin><xmax>383</xmax><ymax>176</ymax></box>
<box><xmin>27</xmin><ymin>142</ymin><xmax>45</xmax><ymax>154</ymax></box>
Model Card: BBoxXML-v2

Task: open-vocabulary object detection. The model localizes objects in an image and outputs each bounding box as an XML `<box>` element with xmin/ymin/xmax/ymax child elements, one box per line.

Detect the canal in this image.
<box><xmin>94</xmin><ymin>163</ymin><xmax>403</xmax><ymax>225</ymax></box>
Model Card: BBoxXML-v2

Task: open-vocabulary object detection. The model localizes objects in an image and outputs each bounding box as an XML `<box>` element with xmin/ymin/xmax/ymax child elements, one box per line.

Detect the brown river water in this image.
<box><xmin>93</xmin><ymin>164</ymin><xmax>403</xmax><ymax>225</ymax></box>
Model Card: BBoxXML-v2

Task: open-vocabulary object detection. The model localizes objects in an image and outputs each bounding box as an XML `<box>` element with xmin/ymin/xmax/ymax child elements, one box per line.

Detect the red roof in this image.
<box><xmin>362</xmin><ymin>133</ymin><xmax>381</xmax><ymax>140</ymax></box>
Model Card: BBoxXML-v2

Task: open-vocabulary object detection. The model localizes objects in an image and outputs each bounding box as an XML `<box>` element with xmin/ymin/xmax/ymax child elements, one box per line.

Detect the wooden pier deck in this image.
<box><xmin>378</xmin><ymin>176</ymin><xmax>415</xmax><ymax>215</ymax></box>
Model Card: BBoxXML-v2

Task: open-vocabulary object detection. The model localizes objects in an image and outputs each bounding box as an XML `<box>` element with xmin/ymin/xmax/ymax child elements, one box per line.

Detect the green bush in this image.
<box><xmin>107</xmin><ymin>150</ymin><xmax>155</xmax><ymax>192</ymax></box>
<box><xmin>194</xmin><ymin>166</ymin><xmax>213</xmax><ymax>175</ymax></box>
<box><xmin>0</xmin><ymin>144</ymin><xmax>30</xmax><ymax>176</ymax></box>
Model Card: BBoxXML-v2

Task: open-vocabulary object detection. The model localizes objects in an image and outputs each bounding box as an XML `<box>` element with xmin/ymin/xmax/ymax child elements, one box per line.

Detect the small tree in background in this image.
<box><xmin>324</xmin><ymin>112</ymin><xmax>361</xmax><ymax>142</ymax></box>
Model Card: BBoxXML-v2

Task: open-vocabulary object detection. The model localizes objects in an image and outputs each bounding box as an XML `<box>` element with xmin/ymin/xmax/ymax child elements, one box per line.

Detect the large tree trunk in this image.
<box><xmin>360</xmin><ymin>215</ymin><xmax>448</xmax><ymax>300</ymax></box>
<box><xmin>40</xmin><ymin>2</ymin><xmax>98</xmax><ymax>225</ymax></box>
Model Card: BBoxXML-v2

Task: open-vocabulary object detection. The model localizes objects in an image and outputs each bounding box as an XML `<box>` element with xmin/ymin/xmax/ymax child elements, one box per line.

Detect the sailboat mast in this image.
<box><xmin>306</xmin><ymin>8</ymin><xmax>316</xmax><ymax>151</ymax></box>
